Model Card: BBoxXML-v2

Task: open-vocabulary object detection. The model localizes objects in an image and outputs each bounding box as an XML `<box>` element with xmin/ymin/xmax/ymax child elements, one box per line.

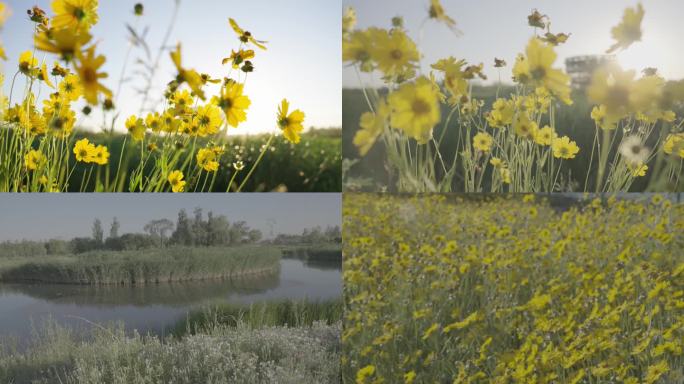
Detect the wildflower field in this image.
<box><xmin>343</xmin><ymin>1</ymin><xmax>684</xmax><ymax>193</ymax></box>
<box><xmin>0</xmin><ymin>0</ymin><xmax>341</xmax><ymax>192</ymax></box>
<box><xmin>343</xmin><ymin>194</ymin><xmax>684</xmax><ymax>383</ymax></box>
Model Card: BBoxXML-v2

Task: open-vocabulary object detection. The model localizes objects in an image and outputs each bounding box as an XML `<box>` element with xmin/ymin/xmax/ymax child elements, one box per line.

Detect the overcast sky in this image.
<box><xmin>344</xmin><ymin>0</ymin><xmax>684</xmax><ymax>87</ymax></box>
<box><xmin>2</xmin><ymin>0</ymin><xmax>341</xmax><ymax>134</ymax></box>
<box><xmin>0</xmin><ymin>193</ymin><xmax>341</xmax><ymax>241</ymax></box>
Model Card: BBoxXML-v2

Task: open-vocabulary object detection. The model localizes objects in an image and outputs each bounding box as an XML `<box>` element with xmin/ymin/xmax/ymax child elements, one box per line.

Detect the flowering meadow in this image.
<box><xmin>343</xmin><ymin>1</ymin><xmax>684</xmax><ymax>192</ymax></box>
<box><xmin>343</xmin><ymin>193</ymin><xmax>684</xmax><ymax>383</ymax></box>
<box><xmin>0</xmin><ymin>1</ymin><xmax>341</xmax><ymax>192</ymax></box>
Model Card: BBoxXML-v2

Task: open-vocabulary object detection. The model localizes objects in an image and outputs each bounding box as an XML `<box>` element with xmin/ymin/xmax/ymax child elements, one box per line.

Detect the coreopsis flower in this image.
<box><xmin>171</xmin><ymin>89</ymin><xmax>193</xmax><ymax>115</ymax></box>
<box><xmin>370</xmin><ymin>29</ymin><xmax>419</xmax><ymax>81</ymax></box>
<box><xmin>213</xmin><ymin>82</ymin><xmax>250</xmax><ymax>128</ymax></box>
<box><xmin>170</xmin><ymin>43</ymin><xmax>205</xmax><ymax>100</ymax></box>
<box><xmin>34</xmin><ymin>28</ymin><xmax>92</xmax><ymax>62</ymax></box>
<box><xmin>490</xmin><ymin>157</ymin><xmax>505</xmax><ymax>168</ymax></box>
<box><xmin>52</xmin><ymin>62</ymin><xmax>69</xmax><ymax>77</ymax></box>
<box><xmin>473</xmin><ymin>132</ymin><xmax>493</xmax><ymax>153</ymax></box>
<box><xmin>48</xmin><ymin>108</ymin><xmax>75</xmax><ymax>138</ymax></box>
<box><xmin>551</xmin><ymin>136</ymin><xmax>579</xmax><ymax>159</ymax></box>
<box><xmin>18</xmin><ymin>51</ymin><xmax>38</xmax><ymax>75</ymax></box>
<box><xmin>388</xmin><ymin>77</ymin><xmax>440</xmax><ymax>144</ymax></box>
<box><xmin>51</xmin><ymin>0</ymin><xmax>99</xmax><ymax>31</ymax></box>
<box><xmin>229</xmin><ymin>18</ymin><xmax>267</xmax><ymax>50</ymax></box>
<box><xmin>534</xmin><ymin>125</ymin><xmax>556</xmax><ymax>146</ymax></box>
<box><xmin>628</xmin><ymin>163</ymin><xmax>648</xmax><ymax>177</ymax></box>
<box><xmin>428</xmin><ymin>0</ymin><xmax>462</xmax><ymax>35</ymax></box>
<box><xmin>607</xmin><ymin>3</ymin><xmax>644</xmax><ymax>53</ymax></box>
<box><xmin>431</xmin><ymin>57</ymin><xmax>468</xmax><ymax>104</ymax></box>
<box><xmin>145</xmin><ymin>112</ymin><xmax>162</xmax><ymax>133</ymax></box>
<box><xmin>58</xmin><ymin>74</ymin><xmax>83</xmax><ymax>101</ymax></box>
<box><xmin>486</xmin><ymin>98</ymin><xmax>515</xmax><ymax>128</ymax></box>
<box><xmin>663</xmin><ymin>133</ymin><xmax>684</xmax><ymax>158</ymax></box>
<box><xmin>73</xmin><ymin>138</ymin><xmax>96</xmax><ymax>162</ymax></box>
<box><xmin>167</xmin><ymin>170</ymin><xmax>186</xmax><ymax>192</ymax></box>
<box><xmin>514</xmin><ymin>38</ymin><xmax>572</xmax><ymax>105</ymax></box>
<box><xmin>125</xmin><ymin>115</ymin><xmax>146</xmax><ymax>141</ymax></box>
<box><xmin>354</xmin><ymin>99</ymin><xmax>389</xmax><ymax>156</ymax></box>
<box><xmin>342</xmin><ymin>28</ymin><xmax>378</xmax><ymax>72</ymax></box>
<box><xmin>193</xmin><ymin>104</ymin><xmax>223</xmax><ymax>136</ymax></box>
<box><xmin>541</xmin><ymin>32</ymin><xmax>570</xmax><ymax>46</ymax></box>
<box><xmin>277</xmin><ymin>99</ymin><xmax>305</xmax><ymax>144</ymax></box>
<box><xmin>24</xmin><ymin>149</ymin><xmax>44</xmax><ymax>170</ymax></box>
<box><xmin>513</xmin><ymin>113</ymin><xmax>538</xmax><ymax>139</ymax></box>
<box><xmin>619</xmin><ymin>135</ymin><xmax>650</xmax><ymax>165</ymax></box>
<box><xmin>74</xmin><ymin>45</ymin><xmax>112</xmax><ymax>105</ymax></box>
<box><xmin>590</xmin><ymin>104</ymin><xmax>617</xmax><ymax>130</ymax></box>
<box><xmin>222</xmin><ymin>49</ymin><xmax>255</xmax><ymax>69</ymax></box>
<box><xmin>92</xmin><ymin>145</ymin><xmax>109</xmax><ymax>165</ymax></box>
<box><xmin>37</xmin><ymin>64</ymin><xmax>55</xmax><ymax>89</ymax></box>
<box><xmin>196</xmin><ymin>147</ymin><xmax>220</xmax><ymax>172</ymax></box>
<box><xmin>28</xmin><ymin>112</ymin><xmax>47</xmax><ymax>135</ymax></box>
<box><xmin>527</xmin><ymin>9</ymin><xmax>546</xmax><ymax>29</ymax></box>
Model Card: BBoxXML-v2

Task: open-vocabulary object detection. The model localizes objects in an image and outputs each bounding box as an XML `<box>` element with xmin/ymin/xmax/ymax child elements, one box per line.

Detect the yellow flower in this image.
<box><xmin>552</xmin><ymin>136</ymin><xmax>579</xmax><ymax>159</ymax></box>
<box><xmin>370</xmin><ymin>29</ymin><xmax>419</xmax><ymax>81</ymax></box>
<box><xmin>342</xmin><ymin>6</ymin><xmax>356</xmax><ymax>35</ymax></box>
<box><xmin>73</xmin><ymin>138</ymin><xmax>96</xmax><ymax>162</ymax></box>
<box><xmin>590</xmin><ymin>104</ymin><xmax>617</xmax><ymax>130</ymax></box>
<box><xmin>534</xmin><ymin>125</ymin><xmax>556</xmax><ymax>146</ymax></box>
<box><xmin>92</xmin><ymin>145</ymin><xmax>109</xmax><ymax>165</ymax></box>
<box><xmin>167</xmin><ymin>170</ymin><xmax>186</xmax><ymax>193</ymax></box>
<box><xmin>354</xmin><ymin>100</ymin><xmax>389</xmax><ymax>156</ymax></box>
<box><xmin>48</xmin><ymin>108</ymin><xmax>76</xmax><ymax>138</ymax></box>
<box><xmin>213</xmin><ymin>82</ymin><xmax>250</xmax><ymax>128</ymax></box>
<box><xmin>473</xmin><ymin>132</ymin><xmax>493</xmax><ymax>153</ymax></box>
<box><xmin>644</xmin><ymin>360</ymin><xmax>668</xmax><ymax>384</ymax></box>
<box><xmin>500</xmin><ymin>166</ymin><xmax>511</xmax><ymax>184</ymax></box>
<box><xmin>513</xmin><ymin>113</ymin><xmax>538</xmax><ymax>139</ymax></box>
<box><xmin>125</xmin><ymin>115</ymin><xmax>146</xmax><ymax>141</ymax></box>
<box><xmin>343</xmin><ymin>28</ymin><xmax>377</xmax><ymax>72</ymax></box>
<box><xmin>431</xmin><ymin>57</ymin><xmax>468</xmax><ymax>104</ymax></box>
<box><xmin>28</xmin><ymin>112</ymin><xmax>47</xmax><ymax>136</ymax></box>
<box><xmin>0</xmin><ymin>2</ymin><xmax>9</xmax><ymax>28</ymax></box>
<box><xmin>628</xmin><ymin>163</ymin><xmax>648</xmax><ymax>177</ymax></box>
<box><xmin>403</xmin><ymin>370</ymin><xmax>416</xmax><ymax>384</ymax></box>
<box><xmin>421</xmin><ymin>323</ymin><xmax>440</xmax><ymax>340</ymax></box>
<box><xmin>171</xmin><ymin>90</ymin><xmax>193</xmax><ymax>115</ymax></box>
<box><xmin>51</xmin><ymin>0</ymin><xmax>99</xmax><ymax>31</ymax></box>
<box><xmin>170</xmin><ymin>43</ymin><xmax>205</xmax><ymax>100</ymax></box>
<box><xmin>36</xmin><ymin>64</ymin><xmax>55</xmax><ymax>89</ymax></box>
<box><xmin>356</xmin><ymin>365</ymin><xmax>375</xmax><ymax>384</ymax></box>
<box><xmin>277</xmin><ymin>99</ymin><xmax>305</xmax><ymax>144</ymax></box>
<box><xmin>58</xmin><ymin>74</ymin><xmax>83</xmax><ymax>101</ymax></box>
<box><xmin>193</xmin><ymin>104</ymin><xmax>223</xmax><ymax>136</ymax></box>
<box><xmin>145</xmin><ymin>112</ymin><xmax>162</xmax><ymax>133</ymax></box>
<box><xmin>515</xmin><ymin>38</ymin><xmax>572</xmax><ymax>105</ymax></box>
<box><xmin>490</xmin><ymin>157</ymin><xmax>505</xmax><ymax>168</ymax></box>
<box><xmin>428</xmin><ymin>0</ymin><xmax>462</xmax><ymax>35</ymax></box>
<box><xmin>34</xmin><ymin>28</ymin><xmax>92</xmax><ymax>62</ymax></box>
<box><xmin>607</xmin><ymin>3</ymin><xmax>644</xmax><ymax>53</ymax></box>
<box><xmin>663</xmin><ymin>133</ymin><xmax>684</xmax><ymax>158</ymax></box>
<box><xmin>486</xmin><ymin>98</ymin><xmax>515</xmax><ymax>128</ymax></box>
<box><xmin>18</xmin><ymin>51</ymin><xmax>38</xmax><ymax>75</ymax></box>
<box><xmin>196</xmin><ymin>147</ymin><xmax>220</xmax><ymax>172</ymax></box>
<box><xmin>74</xmin><ymin>45</ymin><xmax>112</xmax><ymax>105</ymax></box>
<box><xmin>229</xmin><ymin>18</ymin><xmax>267</xmax><ymax>50</ymax></box>
<box><xmin>388</xmin><ymin>77</ymin><xmax>441</xmax><ymax>144</ymax></box>
<box><xmin>24</xmin><ymin>150</ymin><xmax>44</xmax><ymax>171</ymax></box>
<box><xmin>222</xmin><ymin>49</ymin><xmax>255</xmax><ymax>69</ymax></box>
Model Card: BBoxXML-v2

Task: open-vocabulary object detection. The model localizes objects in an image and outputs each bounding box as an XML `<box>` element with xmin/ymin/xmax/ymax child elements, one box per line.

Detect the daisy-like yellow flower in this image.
<box><xmin>193</xmin><ymin>104</ymin><xmax>223</xmax><ymax>136</ymax></box>
<box><xmin>473</xmin><ymin>132</ymin><xmax>493</xmax><ymax>153</ymax></box>
<box><xmin>514</xmin><ymin>38</ymin><xmax>572</xmax><ymax>105</ymax></box>
<box><xmin>125</xmin><ymin>115</ymin><xmax>146</xmax><ymax>141</ymax></box>
<box><xmin>222</xmin><ymin>49</ymin><xmax>255</xmax><ymax>69</ymax></box>
<box><xmin>551</xmin><ymin>136</ymin><xmax>579</xmax><ymax>159</ymax></box>
<box><xmin>354</xmin><ymin>99</ymin><xmax>389</xmax><ymax>156</ymax></box>
<box><xmin>58</xmin><ymin>74</ymin><xmax>83</xmax><ymax>101</ymax></box>
<box><xmin>370</xmin><ymin>29</ymin><xmax>419</xmax><ymax>81</ymax></box>
<box><xmin>490</xmin><ymin>157</ymin><xmax>505</xmax><ymax>168</ymax></box>
<box><xmin>534</xmin><ymin>125</ymin><xmax>556</xmax><ymax>146</ymax></box>
<box><xmin>37</xmin><ymin>64</ymin><xmax>55</xmax><ymax>89</ymax></box>
<box><xmin>277</xmin><ymin>99</ymin><xmax>305</xmax><ymax>144</ymax></box>
<box><xmin>428</xmin><ymin>0</ymin><xmax>462</xmax><ymax>35</ymax></box>
<box><xmin>43</xmin><ymin>93</ymin><xmax>68</xmax><ymax>117</ymax></box>
<box><xmin>145</xmin><ymin>112</ymin><xmax>162</xmax><ymax>133</ymax></box>
<box><xmin>229</xmin><ymin>18</ymin><xmax>267</xmax><ymax>50</ymax></box>
<box><xmin>51</xmin><ymin>0</ymin><xmax>99</xmax><ymax>31</ymax></box>
<box><xmin>47</xmin><ymin>108</ymin><xmax>75</xmax><ymax>138</ymax></box>
<box><xmin>663</xmin><ymin>133</ymin><xmax>684</xmax><ymax>158</ymax></box>
<box><xmin>388</xmin><ymin>77</ymin><xmax>440</xmax><ymax>144</ymax></box>
<box><xmin>91</xmin><ymin>145</ymin><xmax>109</xmax><ymax>165</ymax></box>
<box><xmin>431</xmin><ymin>57</ymin><xmax>468</xmax><ymax>104</ymax></box>
<box><xmin>607</xmin><ymin>3</ymin><xmax>644</xmax><ymax>53</ymax></box>
<box><xmin>171</xmin><ymin>90</ymin><xmax>193</xmax><ymax>115</ymax></box>
<box><xmin>74</xmin><ymin>45</ymin><xmax>112</xmax><ymax>105</ymax></box>
<box><xmin>170</xmin><ymin>43</ymin><xmax>205</xmax><ymax>100</ymax></box>
<box><xmin>213</xmin><ymin>82</ymin><xmax>250</xmax><ymax>128</ymax></box>
<box><xmin>34</xmin><ymin>28</ymin><xmax>92</xmax><ymax>62</ymax></box>
<box><xmin>343</xmin><ymin>28</ymin><xmax>378</xmax><ymax>72</ymax></box>
<box><xmin>590</xmin><ymin>104</ymin><xmax>617</xmax><ymax>130</ymax></box>
<box><xmin>28</xmin><ymin>112</ymin><xmax>47</xmax><ymax>136</ymax></box>
<box><xmin>24</xmin><ymin>149</ymin><xmax>44</xmax><ymax>171</ymax></box>
<box><xmin>628</xmin><ymin>163</ymin><xmax>648</xmax><ymax>177</ymax></box>
<box><xmin>18</xmin><ymin>51</ymin><xmax>38</xmax><ymax>75</ymax></box>
<box><xmin>486</xmin><ymin>98</ymin><xmax>515</xmax><ymax>128</ymax></box>
<box><xmin>73</xmin><ymin>137</ymin><xmax>96</xmax><ymax>162</ymax></box>
<box><xmin>196</xmin><ymin>147</ymin><xmax>220</xmax><ymax>172</ymax></box>
<box><xmin>500</xmin><ymin>167</ymin><xmax>511</xmax><ymax>184</ymax></box>
<box><xmin>513</xmin><ymin>113</ymin><xmax>538</xmax><ymax>139</ymax></box>
<box><xmin>167</xmin><ymin>170</ymin><xmax>186</xmax><ymax>193</ymax></box>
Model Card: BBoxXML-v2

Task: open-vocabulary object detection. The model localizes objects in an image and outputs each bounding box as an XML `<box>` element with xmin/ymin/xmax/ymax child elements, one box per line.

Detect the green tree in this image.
<box><xmin>92</xmin><ymin>219</ymin><xmax>104</xmax><ymax>244</ymax></box>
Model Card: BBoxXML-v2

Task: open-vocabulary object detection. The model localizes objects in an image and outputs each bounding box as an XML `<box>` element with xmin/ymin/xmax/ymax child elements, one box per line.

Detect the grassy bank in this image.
<box><xmin>0</xmin><ymin>319</ymin><xmax>340</xmax><ymax>384</ymax></box>
<box><xmin>175</xmin><ymin>299</ymin><xmax>343</xmax><ymax>336</ymax></box>
<box><xmin>0</xmin><ymin>246</ymin><xmax>280</xmax><ymax>285</ymax></box>
<box><xmin>280</xmin><ymin>244</ymin><xmax>342</xmax><ymax>263</ymax></box>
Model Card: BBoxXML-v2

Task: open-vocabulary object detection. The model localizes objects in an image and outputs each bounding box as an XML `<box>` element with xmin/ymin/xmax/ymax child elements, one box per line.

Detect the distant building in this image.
<box><xmin>565</xmin><ymin>55</ymin><xmax>616</xmax><ymax>90</ymax></box>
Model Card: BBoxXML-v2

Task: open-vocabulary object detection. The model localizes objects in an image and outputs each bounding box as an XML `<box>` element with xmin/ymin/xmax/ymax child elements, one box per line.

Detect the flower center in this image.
<box><xmin>83</xmin><ymin>68</ymin><xmax>97</xmax><ymax>83</ymax></box>
<box><xmin>411</xmin><ymin>99</ymin><xmax>430</xmax><ymax>115</ymax></box>
<box><xmin>390</xmin><ymin>49</ymin><xmax>403</xmax><ymax>60</ymax></box>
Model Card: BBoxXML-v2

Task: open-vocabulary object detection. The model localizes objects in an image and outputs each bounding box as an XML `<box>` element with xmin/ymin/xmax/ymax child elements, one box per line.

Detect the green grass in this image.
<box><xmin>280</xmin><ymin>244</ymin><xmax>342</xmax><ymax>262</ymax></box>
<box><xmin>68</xmin><ymin>128</ymin><xmax>342</xmax><ymax>192</ymax></box>
<box><xmin>0</xmin><ymin>246</ymin><xmax>281</xmax><ymax>285</ymax></box>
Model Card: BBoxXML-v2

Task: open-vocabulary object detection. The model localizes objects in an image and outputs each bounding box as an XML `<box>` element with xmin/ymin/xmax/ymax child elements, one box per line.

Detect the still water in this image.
<box><xmin>0</xmin><ymin>259</ymin><xmax>341</xmax><ymax>342</ymax></box>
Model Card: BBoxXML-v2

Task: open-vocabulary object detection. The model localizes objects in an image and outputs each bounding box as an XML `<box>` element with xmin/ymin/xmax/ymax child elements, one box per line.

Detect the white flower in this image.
<box><xmin>618</xmin><ymin>135</ymin><xmax>650</xmax><ymax>165</ymax></box>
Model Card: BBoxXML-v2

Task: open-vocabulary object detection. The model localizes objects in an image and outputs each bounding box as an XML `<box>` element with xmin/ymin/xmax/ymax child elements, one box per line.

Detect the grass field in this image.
<box><xmin>0</xmin><ymin>246</ymin><xmax>281</xmax><ymax>285</ymax></box>
<box><xmin>343</xmin><ymin>193</ymin><xmax>684</xmax><ymax>383</ymax></box>
<box><xmin>0</xmin><ymin>301</ymin><xmax>341</xmax><ymax>384</ymax></box>
<box><xmin>280</xmin><ymin>243</ymin><xmax>343</xmax><ymax>263</ymax></box>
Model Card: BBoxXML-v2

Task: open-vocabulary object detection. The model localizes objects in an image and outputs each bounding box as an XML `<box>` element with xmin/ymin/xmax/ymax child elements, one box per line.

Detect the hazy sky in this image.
<box><xmin>2</xmin><ymin>0</ymin><xmax>341</xmax><ymax>134</ymax></box>
<box><xmin>0</xmin><ymin>193</ymin><xmax>341</xmax><ymax>241</ymax></box>
<box><xmin>343</xmin><ymin>0</ymin><xmax>684</xmax><ymax>87</ymax></box>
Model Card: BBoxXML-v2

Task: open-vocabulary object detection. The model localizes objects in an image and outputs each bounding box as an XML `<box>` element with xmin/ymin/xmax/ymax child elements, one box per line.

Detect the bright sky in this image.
<box><xmin>343</xmin><ymin>0</ymin><xmax>684</xmax><ymax>87</ymax></box>
<box><xmin>0</xmin><ymin>193</ymin><xmax>341</xmax><ymax>241</ymax></box>
<box><xmin>2</xmin><ymin>0</ymin><xmax>341</xmax><ymax>134</ymax></box>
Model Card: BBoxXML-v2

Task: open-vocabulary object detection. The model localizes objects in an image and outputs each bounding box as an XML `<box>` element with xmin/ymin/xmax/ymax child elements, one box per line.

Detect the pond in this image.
<box><xmin>0</xmin><ymin>258</ymin><xmax>341</xmax><ymax>344</ymax></box>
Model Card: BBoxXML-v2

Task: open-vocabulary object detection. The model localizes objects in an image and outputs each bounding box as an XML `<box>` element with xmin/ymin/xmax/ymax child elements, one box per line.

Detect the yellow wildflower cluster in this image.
<box><xmin>344</xmin><ymin>193</ymin><xmax>684</xmax><ymax>384</ymax></box>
